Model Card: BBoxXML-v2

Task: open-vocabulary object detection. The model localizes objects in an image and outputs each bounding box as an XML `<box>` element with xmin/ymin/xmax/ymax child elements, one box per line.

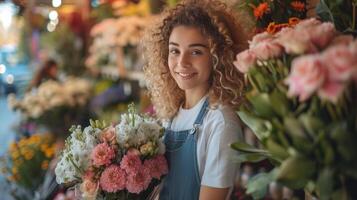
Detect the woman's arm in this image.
<box><xmin>199</xmin><ymin>185</ymin><xmax>229</xmax><ymax>200</ymax></box>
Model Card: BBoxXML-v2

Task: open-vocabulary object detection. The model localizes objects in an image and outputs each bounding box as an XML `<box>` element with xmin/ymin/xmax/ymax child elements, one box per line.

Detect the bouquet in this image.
<box><xmin>55</xmin><ymin>104</ymin><xmax>168</xmax><ymax>200</ymax></box>
<box><xmin>8</xmin><ymin>77</ymin><xmax>92</xmax><ymax>136</ymax></box>
<box><xmin>232</xmin><ymin>18</ymin><xmax>357</xmax><ymax>199</ymax></box>
<box><xmin>0</xmin><ymin>134</ymin><xmax>57</xmax><ymax>199</ymax></box>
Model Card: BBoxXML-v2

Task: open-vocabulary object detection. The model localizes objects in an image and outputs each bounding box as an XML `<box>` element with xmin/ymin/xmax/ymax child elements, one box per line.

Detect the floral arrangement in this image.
<box><xmin>0</xmin><ymin>134</ymin><xmax>57</xmax><ymax>198</ymax></box>
<box><xmin>85</xmin><ymin>16</ymin><xmax>149</xmax><ymax>70</ymax></box>
<box><xmin>8</xmin><ymin>77</ymin><xmax>92</xmax><ymax>136</ymax></box>
<box><xmin>8</xmin><ymin>77</ymin><xmax>92</xmax><ymax>119</ymax></box>
<box><xmin>238</xmin><ymin>0</ymin><xmax>307</xmax><ymax>33</ymax></box>
<box><xmin>232</xmin><ymin>18</ymin><xmax>357</xmax><ymax>199</ymax></box>
<box><xmin>55</xmin><ymin>104</ymin><xmax>168</xmax><ymax>200</ymax></box>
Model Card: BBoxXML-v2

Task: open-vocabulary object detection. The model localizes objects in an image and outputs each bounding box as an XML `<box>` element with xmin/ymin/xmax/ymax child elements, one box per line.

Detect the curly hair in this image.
<box><xmin>142</xmin><ymin>0</ymin><xmax>249</xmax><ymax>119</ymax></box>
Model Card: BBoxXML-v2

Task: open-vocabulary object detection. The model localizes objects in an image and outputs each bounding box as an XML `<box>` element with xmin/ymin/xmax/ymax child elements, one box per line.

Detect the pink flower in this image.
<box><xmin>127</xmin><ymin>148</ymin><xmax>141</xmax><ymax>156</ymax></box>
<box><xmin>233</xmin><ymin>50</ymin><xmax>257</xmax><ymax>73</ymax></box>
<box><xmin>277</xmin><ymin>29</ymin><xmax>317</xmax><ymax>54</ymax></box>
<box><xmin>285</xmin><ymin>55</ymin><xmax>327</xmax><ymax>101</ymax></box>
<box><xmin>249</xmin><ymin>32</ymin><xmax>273</xmax><ymax>48</ymax></box>
<box><xmin>250</xmin><ymin>40</ymin><xmax>283</xmax><ymax>60</ymax></box>
<box><xmin>330</xmin><ymin>35</ymin><xmax>354</xmax><ymax>47</ymax></box>
<box><xmin>308</xmin><ymin>22</ymin><xmax>336</xmax><ymax>49</ymax></box>
<box><xmin>91</xmin><ymin>143</ymin><xmax>115</xmax><ymax>167</ymax></box>
<box><xmin>99</xmin><ymin>165</ymin><xmax>126</xmax><ymax>192</ymax></box>
<box><xmin>322</xmin><ymin>45</ymin><xmax>357</xmax><ymax>82</ymax></box>
<box><xmin>144</xmin><ymin>155</ymin><xmax>168</xmax><ymax>179</ymax></box>
<box><xmin>83</xmin><ymin>169</ymin><xmax>95</xmax><ymax>180</ymax></box>
<box><xmin>120</xmin><ymin>153</ymin><xmax>142</xmax><ymax>175</ymax></box>
<box><xmin>295</xmin><ymin>18</ymin><xmax>321</xmax><ymax>29</ymax></box>
<box><xmin>80</xmin><ymin>178</ymin><xmax>98</xmax><ymax>199</ymax></box>
<box><xmin>126</xmin><ymin>165</ymin><xmax>151</xmax><ymax>194</ymax></box>
<box><xmin>100</xmin><ymin>126</ymin><xmax>116</xmax><ymax>143</ymax></box>
<box><xmin>318</xmin><ymin>80</ymin><xmax>345</xmax><ymax>103</ymax></box>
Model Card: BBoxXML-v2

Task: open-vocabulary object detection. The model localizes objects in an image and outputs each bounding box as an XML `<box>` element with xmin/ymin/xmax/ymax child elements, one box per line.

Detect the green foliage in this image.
<box><xmin>316</xmin><ymin>0</ymin><xmax>357</xmax><ymax>34</ymax></box>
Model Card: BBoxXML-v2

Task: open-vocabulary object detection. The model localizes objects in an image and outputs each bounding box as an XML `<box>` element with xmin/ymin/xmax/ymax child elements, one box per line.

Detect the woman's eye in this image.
<box><xmin>191</xmin><ymin>50</ymin><xmax>202</xmax><ymax>55</ymax></box>
<box><xmin>169</xmin><ymin>49</ymin><xmax>179</xmax><ymax>54</ymax></box>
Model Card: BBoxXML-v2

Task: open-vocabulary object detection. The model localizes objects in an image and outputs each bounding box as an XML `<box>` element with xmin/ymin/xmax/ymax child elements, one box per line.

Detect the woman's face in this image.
<box><xmin>168</xmin><ymin>25</ymin><xmax>213</xmax><ymax>94</ymax></box>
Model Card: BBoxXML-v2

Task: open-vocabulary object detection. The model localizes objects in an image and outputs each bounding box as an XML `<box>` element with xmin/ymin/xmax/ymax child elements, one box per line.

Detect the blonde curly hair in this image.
<box><xmin>142</xmin><ymin>0</ymin><xmax>249</xmax><ymax>119</ymax></box>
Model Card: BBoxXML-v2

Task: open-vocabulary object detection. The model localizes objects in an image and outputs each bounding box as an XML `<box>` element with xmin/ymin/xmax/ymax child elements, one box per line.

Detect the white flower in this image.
<box><xmin>55</xmin><ymin>150</ymin><xmax>81</xmax><ymax>184</ymax></box>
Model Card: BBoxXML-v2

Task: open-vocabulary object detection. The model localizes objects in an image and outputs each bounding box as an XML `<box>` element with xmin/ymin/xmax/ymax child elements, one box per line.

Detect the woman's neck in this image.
<box><xmin>183</xmin><ymin>88</ymin><xmax>209</xmax><ymax>109</ymax></box>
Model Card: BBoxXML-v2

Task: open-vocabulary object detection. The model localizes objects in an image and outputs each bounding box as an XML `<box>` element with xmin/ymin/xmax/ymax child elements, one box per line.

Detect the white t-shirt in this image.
<box><xmin>167</xmin><ymin>96</ymin><xmax>242</xmax><ymax>198</ymax></box>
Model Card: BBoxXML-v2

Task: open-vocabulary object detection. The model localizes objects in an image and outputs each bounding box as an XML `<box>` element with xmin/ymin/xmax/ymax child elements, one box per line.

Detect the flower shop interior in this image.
<box><xmin>0</xmin><ymin>0</ymin><xmax>356</xmax><ymax>199</ymax></box>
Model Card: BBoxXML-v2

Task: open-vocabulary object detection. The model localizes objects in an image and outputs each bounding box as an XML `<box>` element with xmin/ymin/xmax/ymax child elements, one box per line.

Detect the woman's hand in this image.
<box><xmin>199</xmin><ymin>185</ymin><xmax>229</xmax><ymax>200</ymax></box>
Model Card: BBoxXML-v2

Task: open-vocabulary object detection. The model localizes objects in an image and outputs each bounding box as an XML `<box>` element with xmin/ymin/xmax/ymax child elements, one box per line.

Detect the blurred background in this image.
<box><xmin>0</xmin><ymin>0</ymin><xmax>355</xmax><ymax>199</ymax></box>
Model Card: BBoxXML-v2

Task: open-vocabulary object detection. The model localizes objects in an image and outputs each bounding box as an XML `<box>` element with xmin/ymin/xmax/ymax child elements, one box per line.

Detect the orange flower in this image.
<box><xmin>289</xmin><ymin>17</ymin><xmax>300</xmax><ymax>26</ymax></box>
<box><xmin>267</xmin><ymin>22</ymin><xmax>277</xmax><ymax>34</ymax></box>
<box><xmin>291</xmin><ymin>1</ymin><xmax>305</xmax><ymax>12</ymax></box>
<box><xmin>253</xmin><ymin>2</ymin><xmax>270</xmax><ymax>19</ymax></box>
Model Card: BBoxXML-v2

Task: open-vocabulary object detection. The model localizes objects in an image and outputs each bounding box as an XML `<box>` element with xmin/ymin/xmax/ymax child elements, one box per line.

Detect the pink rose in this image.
<box><xmin>233</xmin><ymin>50</ymin><xmax>257</xmax><ymax>73</ymax></box>
<box><xmin>249</xmin><ymin>32</ymin><xmax>273</xmax><ymax>48</ymax></box>
<box><xmin>295</xmin><ymin>18</ymin><xmax>321</xmax><ymax>29</ymax></box>
<box><xmin>120</xmin><ymin>153</ymin><xmax>142</xmax><ymax>175</ymax></box>
<box><xmin>329</xmin><ymin>35</ymin><xmax>354</xmax><ymax>47</ymax></box>
<box><xmin>80</xmin><ymin>178</ymin><xmax>98</xmax><ymax>199</ymax></box>
<box><xmin>250</xmin><ymin>40</ymin><xmax>284</xmax><ymax>60</ymax></box>
<box><xmin>144</xmin><ymin>155</ymin><xmax>168</xmax><ymax>179</ymax></box>
<box><xmin>277</xmin><ymin>29</ymin><xmax>318</xmax><ymax>54</ymax></box>
<box><xmin>91</xmin><ymin>143</ymin><xmax>115</xmax><ymax>167</ymax></box>
<box><xmin>100</xmin><ymin>165</ymin><xmax>126</xmax><ymax>192</ymax></box>
<box><xmin>322</xmin><ymin>45</ymin><xmax>357</xmax><ymax>82</ymax></box>
<box><xmin>100</xmin><ymin>126</ymin><xmax>116</xmax><ymax>143</ymax></box>
<box><xmin>318</xmin><ymin>80</ymin><xmax>345</xmax><ymax>103</ymax></box>
<box><xmin>126</xmin><ymin>165</ymin><xmax>151</xmax><ymax>194</ymax></box>
<box><xmin>285</xmin><ymin>55</ymin><xmax>327</xmax><ymax>101</ymax></box>
<box><xmin>308</xmin><ymin>22</ymin><xmax>336</xmax><ymax>49</ymax></box>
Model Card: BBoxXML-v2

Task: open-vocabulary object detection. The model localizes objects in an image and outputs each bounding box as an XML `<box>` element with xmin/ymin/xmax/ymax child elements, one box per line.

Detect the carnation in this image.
<box><xmin>144</xmin><ymin>155</ymin><xmax>168</xmax><ymax>179</ymax></box>
<box><xmin>100</xmin><ymin>165</ymin><xmax>126</xmax><ymax>192</ymax></box>
<box><xmin>120</xmin><ymin>154</ymin><xmax>142</xmax><ymax>175</ymax></box>
<box><xmin>91</xmin><ymin>143</ymin><xmax>115</xmax><ymax>167</ymax></box>
<box><xmin>126</xmin><ymin>165</ymin><xmax>151</xmax><ymax>194</ymax></box>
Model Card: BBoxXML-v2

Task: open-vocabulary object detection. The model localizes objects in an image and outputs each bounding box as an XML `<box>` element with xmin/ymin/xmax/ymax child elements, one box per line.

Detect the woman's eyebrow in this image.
<box><xmin>169</xmin><ymin>42</ymin><xmax>208</xmax><ymax>48</ymax></box>
<box><xmin>189</xmin><ymin>43</ymin><xmax>208</xmax><ymax>48</ymax></box>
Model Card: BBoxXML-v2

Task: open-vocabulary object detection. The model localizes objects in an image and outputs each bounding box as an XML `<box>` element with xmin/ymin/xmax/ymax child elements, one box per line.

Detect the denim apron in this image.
<box><xmin>159</xmin><ymin>99</ymin><xmax>209</xmax><ymax>200</ymax></box>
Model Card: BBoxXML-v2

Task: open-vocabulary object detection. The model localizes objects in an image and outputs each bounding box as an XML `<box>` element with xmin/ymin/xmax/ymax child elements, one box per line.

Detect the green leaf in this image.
<box><xmin>230</xmin><ymin>141</ymin><xmax>269</xmax><ymax>154</ymax></box>
<box><xmin>238</xmin><ymin>110</ymin><xmax>273</xmax><ymax>140</ymax></box>
<box><xmin>276</xmin><ymin>155</ymin><xmax>316</xmax><ymax>189</ymax></box>
<box><xmin>316</xmin><ymin>0</ymin><xmax>335</xmax><ymax>23</ymax></box>
<box><xmin>247</xmin><ymin>93</ymin><xmax>276</xmax><ymax>118</ymax></box>
<box><xmin>246</xmin><ymin>169</ymin><xmax>278</xmax><ymax>199</ymax></box>
<box><xmin>317</xmin><ymin>168</ymin><xmax>334</xmax><ymax>200</ymax></box>
<box><xmin>269</xmin><ymin>89</ymin><xmax>289</xmax><ymax>116</ymax></box>
<box><xmin>231</xmin><ymin>152</ymin><xmax>270</xmax><ymax>163</ymax></box>
<box><xmin>299</xmin><ymin>114</ymin><xmax>324</xmax><ymax>138</ymax></box>
<box><xmin>284</xmin><ymin>117</ymin><xmax>307</xmax><ymax>139</ymax></box>
<box><xmin>266</xmin><ymin>139</ymin><xmax>289</xmax><ymax>161</ymax></box>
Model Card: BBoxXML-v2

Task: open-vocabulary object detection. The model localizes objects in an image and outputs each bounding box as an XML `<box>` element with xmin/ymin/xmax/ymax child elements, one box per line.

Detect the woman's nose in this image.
<box><xmin>178</xmin><ymin>52</ymin><xmax>190</xmax><ymax>67</ymax></box>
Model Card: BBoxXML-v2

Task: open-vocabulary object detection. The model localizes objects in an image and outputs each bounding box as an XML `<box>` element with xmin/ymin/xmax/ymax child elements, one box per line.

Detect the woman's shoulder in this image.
<box><xmin>202</xmin><ymin>105</ymin><xmax>242</xmax><ymax>139</ymax></box>
<box><xmin>205</xmin><ymin>104</ymin><xmax>240</xmax><ymax>126</ymax></box>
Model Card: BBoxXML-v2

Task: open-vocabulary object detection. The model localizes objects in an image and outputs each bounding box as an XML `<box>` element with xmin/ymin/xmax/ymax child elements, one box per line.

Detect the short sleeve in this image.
<box><xmin>201</xmin><ymin>118</ymin><xmax>242</xmax><ymax>188</ymax></box>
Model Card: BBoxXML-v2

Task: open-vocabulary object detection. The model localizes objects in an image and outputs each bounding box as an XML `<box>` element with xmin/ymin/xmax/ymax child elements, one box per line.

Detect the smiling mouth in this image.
<box><xmin>176</xmin><ymin>72</ymin><xmax>197</xmax><ymax>79</ymax></box>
